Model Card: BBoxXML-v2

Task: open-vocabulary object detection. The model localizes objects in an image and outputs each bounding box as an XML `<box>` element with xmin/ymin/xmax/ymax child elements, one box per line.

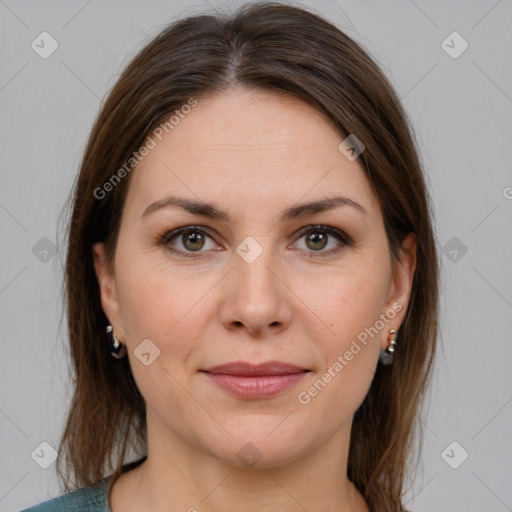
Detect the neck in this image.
<box><xmin>124</xmin><ymin>413</ymin><xmax>368</xmax><ymax>512</ymax></box>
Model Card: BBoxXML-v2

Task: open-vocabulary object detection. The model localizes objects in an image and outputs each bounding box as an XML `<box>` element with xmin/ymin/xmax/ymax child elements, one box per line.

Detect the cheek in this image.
<box><xmin>114</xmin><ymin>252</ymin><xmax>225</xmax><ymax>382</ymax></box>
<box><xmin>299</xmin><ymin>260</ymin><xmax>389</xmax><ymax>410</ymax></box>
<box><xmin>115</xmin><ymin>264</ymin><xmax>204</xmax><ymax>417</ymax></box>
<box><xmin>307</xmin><ymin>258</ymin><xmax>390</xmax><ymax>342</ymax></box>
<box><xmin>115</xmin><ymin>248</ymin><xmax>206</xmax><ymax>338</ymax></box>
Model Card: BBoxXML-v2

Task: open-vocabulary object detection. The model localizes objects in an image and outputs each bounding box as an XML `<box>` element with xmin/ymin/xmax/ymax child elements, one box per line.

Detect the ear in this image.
<box><xmin>91</xmin><ymin>242</ymin><xmax>126</xmax><ymax>339</ymax></box>
<box><xmin>380</xmin><ymin>232</ymin><xmax>417</xmax><ymax>350</ymax></box>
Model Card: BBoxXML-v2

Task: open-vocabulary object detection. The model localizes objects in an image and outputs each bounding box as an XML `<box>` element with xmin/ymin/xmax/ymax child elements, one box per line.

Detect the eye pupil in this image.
<box><xmin>306</xmin><ymin>232</ymin><xmax>328</xmax><ymax>250</ymax></box>
<box><xmin>183</xmin><ymin>232</ymin><xmax>205</xmax><ymax>251</ymax></box>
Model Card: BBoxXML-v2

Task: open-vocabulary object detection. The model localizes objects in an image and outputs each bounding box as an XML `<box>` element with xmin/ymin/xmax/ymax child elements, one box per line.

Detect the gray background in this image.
<box><xmin>1</xmin><ymin>0</ymin><xmax>511</xmax><ymax>511</ymax></box>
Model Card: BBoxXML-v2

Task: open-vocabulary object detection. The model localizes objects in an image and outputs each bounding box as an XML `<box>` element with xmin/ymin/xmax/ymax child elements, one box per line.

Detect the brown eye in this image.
<box><xmin>181</xmin><ymin>231</ymin><xmax>206</xmax><ymax>251</ymax></box>
<box><xmin>161</xmin><ymin>224</ymin><xmax>350</xmax><ymax>259</ymax></box>
<box><xmin>163</xmin><ymin>226</ymin><xmax>218</xmax><ymax>256</ymax></box>
<box><xmin>293</xmin><ymin>225</ymin><xmax>350</xmax><ymax>256</ymax></box>
<box><xmin>305</xmin><ymin>231</ymin><xmax>328</xmax><ymax>251</ymax></box>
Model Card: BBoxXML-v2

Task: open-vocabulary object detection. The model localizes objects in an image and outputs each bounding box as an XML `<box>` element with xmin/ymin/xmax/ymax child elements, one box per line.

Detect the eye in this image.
<box><xmin>161</xmin><ymin>226</ymin><xmax>219</xmax><ymax>256</ymax></box>
<box><xmin>159</xmin><ymin>224</ymin><xmax>350</xmax><ymax>258</ymax></box>
<box><xmin>292</xmin><ymin>225</ymin><xmax>350</xmax><ymax>256</ymax></box>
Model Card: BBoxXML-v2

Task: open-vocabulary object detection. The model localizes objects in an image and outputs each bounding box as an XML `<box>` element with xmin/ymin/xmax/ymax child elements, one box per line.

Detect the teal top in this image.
<box><xmin>19</xmin><ymin>456</ymin><xmax>147</xmax><ymax>512</ymax></box>
<box><xmin>19</xmin><ymin>475</ymin><xmax>114</xmax><ymax>511</ymax></box>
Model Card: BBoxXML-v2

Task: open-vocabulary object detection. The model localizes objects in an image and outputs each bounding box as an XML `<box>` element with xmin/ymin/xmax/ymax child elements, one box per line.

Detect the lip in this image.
<box><xmin>202</xmin><ymin>360</ymin><xmax>308</xmax><ymax>376</ymax></box>
<box><xmin>200</xmin><ymin>361</ymin><xmax>310</xmax><ymax>399</ymax></box>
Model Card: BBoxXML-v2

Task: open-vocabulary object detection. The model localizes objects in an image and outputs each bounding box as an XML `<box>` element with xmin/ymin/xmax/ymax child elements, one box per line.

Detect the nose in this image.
<box><xmin>218</xmin><ymin>244</ymin><xmax>293</xmax><ymax>337</ymax></box>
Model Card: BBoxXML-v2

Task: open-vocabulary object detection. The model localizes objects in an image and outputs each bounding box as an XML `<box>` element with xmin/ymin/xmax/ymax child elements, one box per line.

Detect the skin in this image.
<box><xmin>92</xmin><ymin>87</ymin><xmax>416</xmax><ymax>512</ymax></box>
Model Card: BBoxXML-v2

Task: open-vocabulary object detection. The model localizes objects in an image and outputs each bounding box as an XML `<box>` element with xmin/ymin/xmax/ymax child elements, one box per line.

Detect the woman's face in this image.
<box><xmin>93</xmin><ymin>88</ymin><xmax>415</xmax><ymax>469</ymax></box>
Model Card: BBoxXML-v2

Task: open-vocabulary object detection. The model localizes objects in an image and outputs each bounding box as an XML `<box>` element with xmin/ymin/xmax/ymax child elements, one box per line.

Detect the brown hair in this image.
<box><xmin>56</xmin><ymin>3</ymin><xmax>439</xmax><ymax>510</ymax></box>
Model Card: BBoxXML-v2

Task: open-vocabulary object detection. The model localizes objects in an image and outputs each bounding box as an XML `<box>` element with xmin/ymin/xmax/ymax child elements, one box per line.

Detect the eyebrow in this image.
<box><xmin>140</xmin><ymin>195</ymin><xmax>367</xmax><ymax>222</ymax></box>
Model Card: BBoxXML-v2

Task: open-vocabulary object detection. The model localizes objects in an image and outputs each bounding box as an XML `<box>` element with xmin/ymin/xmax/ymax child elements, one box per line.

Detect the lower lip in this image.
<box><xmin>201</xmin><ymin>371</ymin><xmax>309</xmax><ymax>399</ymax></box>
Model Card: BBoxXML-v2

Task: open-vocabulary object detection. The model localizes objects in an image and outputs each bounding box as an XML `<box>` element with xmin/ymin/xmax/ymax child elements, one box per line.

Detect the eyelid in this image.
<box><xmin>292</xmin><ymin>224</ymin><xmax>352</xmax><ymax>246</ymax></box>
<box><xmin>161</xmin><ymin>225</ymin><xmax>218</xmax><ymax>245</ymax></box>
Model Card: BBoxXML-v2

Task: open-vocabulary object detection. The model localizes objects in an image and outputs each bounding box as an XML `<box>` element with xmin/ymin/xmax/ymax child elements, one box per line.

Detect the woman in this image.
<box><xmin>21</xmin><ymin>2</ymin><xmax>438</xmax><ymax>511</ymax></box>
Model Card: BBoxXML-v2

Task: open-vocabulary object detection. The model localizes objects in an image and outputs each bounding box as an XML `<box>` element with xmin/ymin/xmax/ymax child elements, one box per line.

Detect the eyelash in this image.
<box><xmin>158</xmin><ymin>224</ymin><xmax>352</xmax><ymax>259</ymax></box>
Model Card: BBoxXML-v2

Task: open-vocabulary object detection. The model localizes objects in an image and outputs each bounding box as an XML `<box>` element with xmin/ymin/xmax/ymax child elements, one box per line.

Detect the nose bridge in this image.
<box><xmin>233</xmin><ymin>234</ymin><xmax>280</xmax><ymax>305</ymax></box>
<box><xmin>219</xmin><ymin>233</ymin><xmax>292</xmax><ymax>333</ymax></box>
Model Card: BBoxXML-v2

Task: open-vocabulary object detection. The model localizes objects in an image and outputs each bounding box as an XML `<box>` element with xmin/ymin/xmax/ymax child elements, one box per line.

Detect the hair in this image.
<box><xmin>56</xmin><ymin>3</ymin><xmax>439</xmax><ymax>510</ymax></box>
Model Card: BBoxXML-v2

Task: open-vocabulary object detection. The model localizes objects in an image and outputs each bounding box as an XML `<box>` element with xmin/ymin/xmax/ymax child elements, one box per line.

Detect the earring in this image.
<box><xmin>379</xmin><ymin>328</ymin><xmax>397</xmax><ymax>365</ymax></box>
<box><xmin>106</xmin><ymin>325</ymin><xmax>127</xmax><ymax>359</ymax></box>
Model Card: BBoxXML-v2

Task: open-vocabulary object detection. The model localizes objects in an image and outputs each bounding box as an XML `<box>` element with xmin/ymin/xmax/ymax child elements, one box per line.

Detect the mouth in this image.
<box><xmin>199</xmin><ymin>361</ymin><xmax>311</xmax><ymax>399</ymax></box>
<box><xmin>201</xmin><ymin>360</ymin><xmax>309</xmax><ymax>376</ymax></box>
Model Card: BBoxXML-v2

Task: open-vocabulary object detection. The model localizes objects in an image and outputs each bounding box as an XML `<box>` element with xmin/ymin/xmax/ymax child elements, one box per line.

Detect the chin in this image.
<box><xmin>200</xmin><ymin>414</ymin><xmax>321</xmax><ymax>470</ymax></box>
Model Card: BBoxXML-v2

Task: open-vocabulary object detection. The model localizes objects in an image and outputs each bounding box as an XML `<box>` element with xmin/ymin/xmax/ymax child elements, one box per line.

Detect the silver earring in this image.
<box><xmin>106</xmin><ymin>325</ymin><xmax>127</xmax><ymax>359</ymax></box>
<box><xmin>379</xmin><ymin>329</ymin><xmax>397</xmax><ymax>365</ymax></box>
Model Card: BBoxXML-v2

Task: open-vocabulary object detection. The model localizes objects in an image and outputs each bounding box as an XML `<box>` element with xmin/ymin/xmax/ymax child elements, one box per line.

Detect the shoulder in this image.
<box><xmin>19</xmin><ymin>476</ymin><xmax>113</xmax><ymax>512</ymax></box>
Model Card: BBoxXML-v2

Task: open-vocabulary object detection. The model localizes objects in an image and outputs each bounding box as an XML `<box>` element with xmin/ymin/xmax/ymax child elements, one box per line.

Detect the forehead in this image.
<box><xmin>123</xmin><ymin>88</ymin><xmax>379</xmax><ymax>221</ymax></box>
